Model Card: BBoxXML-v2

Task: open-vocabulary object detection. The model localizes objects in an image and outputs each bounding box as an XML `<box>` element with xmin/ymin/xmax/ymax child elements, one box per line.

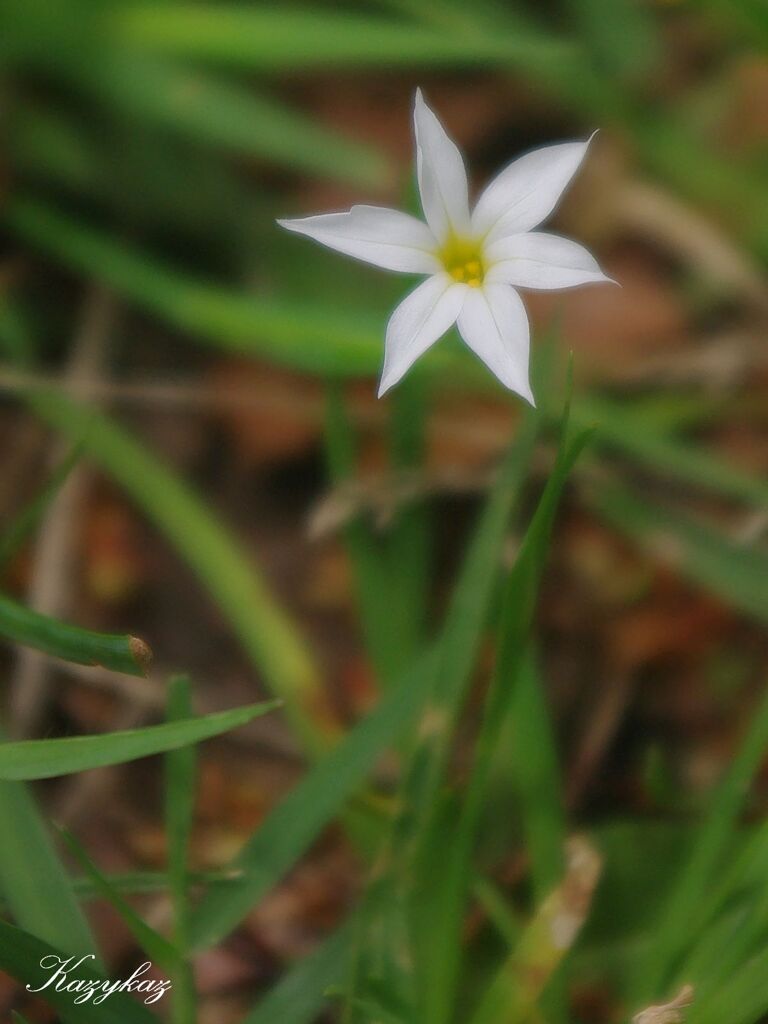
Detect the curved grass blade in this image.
<box><xmin>589</xmin><ymin>482</ymin><xmax>768</xmax><ymax>625</ymax></box>
<box><xmin>59</xmin><ymin>829</ymin><xmax>177</xmax><ymax>970</ymax></box>
<box><xmin>190</xmin><ymin>395</ymin><xmax>543</xmax><ymax>950</ymax></box>
<box><xmin>244</xmin><ymin>918</ymin><xmax>354</xmax><ymax>1024</ymax></box>
<box><xmin>188</xmin><ymin>648</ymin><xmax>437</xmax><ymax>951</ymax></box>
<box><xmin>23</xmin><ymin>389</ymin><xmax>338</xmax><ymax>754</ymax></box>
<box><xmin>577</xmin><ymin>396</ymin><xmax>768</xmax><ymax>514</ymax></box>
<box><xmin>0</xmin><ymin>919</ymin><xmax>159</xmax><ymax>1024</ymax></box>
<box><xmin>690</xmin><ymin>946</ymin><xmax>768</xmax><ymax>1024</ymax></box>
<box><xmin>75</xmin><ymin>54</ymin><xmax>390</xmax><ymax>189</ymax></box>
<box><xmin>511</xmin><ymin>646</ymin><xmax>567</xmax><ymax>899</ymax></box>
<box><xmin>0</xmin><ymin>592</ymin><xmax>151</xmax><ymax>676</ymax></box>
<box><xmin>0</xmin><ymin>444</ymin><xmax>82</xmax><ymax>572</ymax></box>
<box><xmin>0</xmin><ymin>699</ymin><xmax>279</xmax><ymax>780</ymax></box>
<box><xmin>634</xmin><ymin>680</ymin><xmax>768</xmax><ymax>1003</ymax></box>
<box><xmin>0</xmin><ymin>868</ymin><xmax>239</xmax><ymax>909</ymax></box>
<box><xmin>0</xmin><ymin>773</ymin><xmax>96</xmax><ymax>960</ymax></box>
<box><xmin>324</xmin><ymin>387</ymin><xmax>402</xmax><ymax>686</ymax></box>
<box><xmin>114</xmin><ymin>5</ymin><xmax>571</xmax><ymax>71</ymax></box>
<box><xmin>165</xmin><ymin>675</ymin><xmax>197</xmax><ymax>1024</ymax></box>
<box><xmin>468</xmin><ymin>838</ymin><xmax>601</xmax><ymax>1024</ymax></box>
<box><xmin>5</xmin><ymin>198</ymin><xmax>463</xmax><ymax>379</ymax></box>
<box><xmin>414</xmin><ymin>409</ymin><xmax>594</xmax><ymax>1024</ymax></box>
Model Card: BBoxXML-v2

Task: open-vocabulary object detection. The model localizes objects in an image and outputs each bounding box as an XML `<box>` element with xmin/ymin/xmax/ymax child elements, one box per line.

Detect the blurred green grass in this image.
<box><xmin>2</xmin><ymin>2</ymin><xmax>768</xmax><ymax>1023</ymax></box>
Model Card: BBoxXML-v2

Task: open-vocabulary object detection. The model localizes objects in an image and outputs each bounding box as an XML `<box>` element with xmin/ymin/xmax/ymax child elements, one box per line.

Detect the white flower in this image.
<box><xmin>279</xmin><ymin>89</ymin><xmax>613</xmax><ymax>403</ymax></box>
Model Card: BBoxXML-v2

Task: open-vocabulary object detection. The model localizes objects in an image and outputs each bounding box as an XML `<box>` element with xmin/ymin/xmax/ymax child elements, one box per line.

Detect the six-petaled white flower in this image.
<box><xmin>279</xmin><ymin>89</ymin><xmax>614</xmax><ymax>403</ymax></box>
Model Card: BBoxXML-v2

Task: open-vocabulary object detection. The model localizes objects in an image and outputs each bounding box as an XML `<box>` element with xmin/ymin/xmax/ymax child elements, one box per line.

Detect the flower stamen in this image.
<box><xmin>439</xmin><ymin>236</ymin><xmax>485</xmax><ymax>288</ymax></box>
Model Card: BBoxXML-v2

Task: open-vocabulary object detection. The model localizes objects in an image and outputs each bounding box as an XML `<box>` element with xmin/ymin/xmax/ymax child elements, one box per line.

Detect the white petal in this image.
<box><xmin>471</xmin><ymin>134</ymin><xmax>595</xmax><ymax>241</ymax></box>
<box><xmin>485</xmin><ymin>231</ymin><xmax>612</xmax><ymax>290</ymax></box>
<box><xmin>379</xmin><ymin>273</ymin><xmax>467</xmax><ymax>397</ymax></box>
<box><xmin>414</xmin><ymin>88</ymin><xmax>471</xmax><ymax>244</ymax></box>
<box><xmin>456</xmin><ymin>284</ymin><xmax>534</xmax><ymax>404</ymax></box>
<box><xmin>278</xmin><ymin>205</ymin><xmax>440</xmax><ymax>274</ymax></box>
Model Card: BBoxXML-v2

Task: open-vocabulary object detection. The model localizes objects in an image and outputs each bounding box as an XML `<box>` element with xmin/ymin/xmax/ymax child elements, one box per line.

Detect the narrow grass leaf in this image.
<box><xmin>390</xmin><ymin>402</ymin><xmax>540</xmax><ymax>872</ymax></box>
<box><xmin>59</xmin><ymin>829</ymin><xmax>178</xmax><ymax>970</ymax></box>
<box><xmin>578</xmin><ymin>396</ymin><xmax>768</xmax><ymax>514</ymax></box>
<box><xmin>324</xmin><ymin>387</ymin><xmax>403</xmax><ymax>686</ymax></box>
<box><xmin>468</xmin><ymin>837</ymin><xmax>601</xmax><ymax>1024</ymax></box>
<box><xmin>0</xmin><ymin>592</ymin><xmax>151</xmax><ymax>676</ymax></box>
<box><xmin>0</xmin><ymin>867</ymin><xmax>239</xmax><ymax>908</ymax></box>
<box><xmin>75</xmin><ymin>54</ymin><xmax>390</xmax><ymax>188</ymax></box>
<box><xmin>115</xmin><ymin>5</ymin><xmax>571</xmax><ymax>71</ymax></box>
<box><xmin>0</xmin><ymin>920</ymin><xmax>158</xmax><ymax>1024</ymax></box>
<box><xmin>0</xmin><ymin>445</ymin><xmax>82</xmax><ymax>571</ymax></box>
<box><xmin>189</xmin><ymin>407</ymin><xmax>545</xmax><ymax>950</ymax></box>
<box><xmin>414</xmin><ymin>407</ymin><xmax>594</xmax><ymax>1024</ymax></box>
<box><xmin>691</xmin><ymin>946</ymin><xmax>768</xmax><ymax>1024</ymax></box>
<box><xmin>165</xmin><ymin>674</ymin><xmax>197</xmax><ymax>1024</ymax></box>
<box><xmin>566</xmin><ymin>0</ymin><xmax>660</xmax><ymax>78</ymax></box>
<box><xmin>244</xmin><ymin>919</ymin><xmax>354</xmax><ymax>1024</ymax></box>
<box><xmin>0</xmin><ymin>775</ymin><xmax>96</xmax><ymax>958</ymax></box>
<box><xmin>386</xmin><ymin>376</ymin><xmax>431</xmax><ymax>675</ymax></box>
<box><xmin>4</xmin><ymin>198</ymin><xmax>460</xmax><ymax>379</ymax></box>
<box><xmin>188</xmin><ymin>649</ymin><xmax>437</xmax><ymax>950</ymax></box>
<box><xmin>511</xmin><ymin>646</ymin><xmax>567</xmax><ymax>899</ymax></box>
<box><xmin>0</xmin><ymin>699</ymin><xmax>279</xmax><ymax>780</ymax></box>
<box><xmin>166</xmin><ymin>675</ymin><xmax>196</xmax><ymax>938</ymax></box>
<box><xmin>636</xmin><ymin>681</ymin><xmax>768</xmax><ymax>1001</ymax></box>
<box><xmin>589</xmin><ymin>482</ymin><xmax>768</xmax><ymax>625</ymax></box>
<box><xmin>23</xmin><ymin>389</ymin><xmax>338</xmax><ymax>754</ymax></box>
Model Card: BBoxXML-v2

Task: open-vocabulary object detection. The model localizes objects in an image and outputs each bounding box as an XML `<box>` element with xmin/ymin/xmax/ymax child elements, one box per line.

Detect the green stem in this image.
<box><xmin>0</xmin><ymin>590</ymin><xmax>151</xmax><ymax>676</ymax></box>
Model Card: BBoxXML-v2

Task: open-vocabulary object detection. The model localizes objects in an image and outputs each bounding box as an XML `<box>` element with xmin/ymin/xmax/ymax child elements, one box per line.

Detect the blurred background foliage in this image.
<box><xmin>1</xmin><ymin>0</ymin><xmax>768</xmax><ymax>1022</ymax></box>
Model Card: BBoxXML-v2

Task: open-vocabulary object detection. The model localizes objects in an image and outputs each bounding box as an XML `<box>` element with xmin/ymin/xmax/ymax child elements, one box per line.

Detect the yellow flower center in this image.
<box><xmin>439</xmin><ymin>235</ymin><xmax>485</xmax><ymax>287</ymax></box>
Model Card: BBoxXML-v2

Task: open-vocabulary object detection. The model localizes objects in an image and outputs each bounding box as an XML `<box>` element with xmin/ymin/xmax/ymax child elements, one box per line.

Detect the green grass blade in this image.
<box><xmin>578</xmin><ymin>396</ymin><xmax>768</xmax><ymax>514</ymax></box>
<box><xmin>511</xmin><ymin>646</ymin><xmax>567</xmax><ymax>899</ymax></box>
<box><xmin>690</xmin><ymin>946</ymin><xmax>768</xmax><ymax>1024</ymax></box>
<box><xmin>244</xmin><ymin>919</ymin><xmax>354</xmax><ymax>1024</ymax></box>
<box><xmin>187</xmin><ymin>648</ymin><xmax>437</xmax><ymax>951</ymax></box>
<box><xmin>589</xmin><ymin>482</ymin><xmax>768</xmax><ymax>625</ymax></box>
<box><xmin>114</xmin><ymin>5</ymin><xmax>571</xmax><ymax>71</ymax></box>
<box><xmin>385</xmin><ymin>377</ymin><xmax>431</xmax><ymax>675</ymax></box>
<box><xmin>74</xmin><ymin>53</ymin><xmax>389</xmax><ymax>188</ymax></box>
<box><xmin>166</xmin><ymin>676</ymin><xmax>195</xmax><ymax>937</ymax></box>
<box><xmin>23</xmin><ymin>388</ymin><xmax>337</xmax><ymax>754</ymax></box>
<box><xmin>0</xmin><ymin>920</ymin><xmax>159</xmax><ymax>1024</ymax></box>
<box><xmin>0</xmin><ymin>699</ymin><xmax>279</xmax><ymax>780</ymax></box>
<box><xmin>414</xmin><ymin>413</ymin><xmax>593</xmax><ymax>1024</ymax></box>
<box><xmin>324</xmin><ymin>378</ymin><xmax>430</xmax><ymax>687</ymax></box>
<box><xmin>199</xmin><ymin>406</ymin><xmax>540</xmax><ymax>974</ymax></box>
<box><xmin>0</xmin><ymin>867</ymin><xmax>239</xmax><ymax>908</ymax></box>
<box><xmin>0</xmin><ymin>774</ymin><xmax>96</xmax><ymax>958</ymax></box>
<box><xmin>697</xmin><ymin>0</ymin><xmax>768</xmax><ymax>49</ymax></box>
<box><xmin>165</xmin><ymin>675</ymin><xmax>197</xmax><ymax>1024</ymax></box>
<box><xmin>636</xmin><ymin>682</ymin><xmax>768</xmax><ymax>1002</ymax></box>
<box><xmin>565</xmin><ymin>0</ymin><xmax>660</xmax><ymax>79</ymax></box>
<box><xmin>468</xmin><ymin>838</ymin><xmax>601</xmax><ymax>1024</ymax></box>
<box><xmin>10</xmin><ymin>101</ymin><xmax>263</xmax><ymax>243</ymax></box>
<box><xmin>59</xmin><ymin>828</ymin><xmax>178</xmax><ymax>970</ymax></box>
<box><xmin>393</xmin><ymin>403</ymin><xmax>540</xmax><ymax>865</ymax></box>
<box><xmin>324</xmin><ymin>387</ymin><xmax>403</xmax><ymax>686</ymax></box>
<box><xmin>0</xmin><ymin>591</ymin><xmax>151</xmax><ymax>676</ymax></box>
<box><xmin>5</xmin><ymin>194</ymin><xmax>392</xmax><ymax>372</ymax></box>
<box><xmin>0</xmin><ymin>444</ymin><xmax>82</xmax><ymax>572</ymax></box>
<box><xmin>4</xmin><ymin>198</ymin><xmax>456</xmax><ymax>378</ymax></box>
